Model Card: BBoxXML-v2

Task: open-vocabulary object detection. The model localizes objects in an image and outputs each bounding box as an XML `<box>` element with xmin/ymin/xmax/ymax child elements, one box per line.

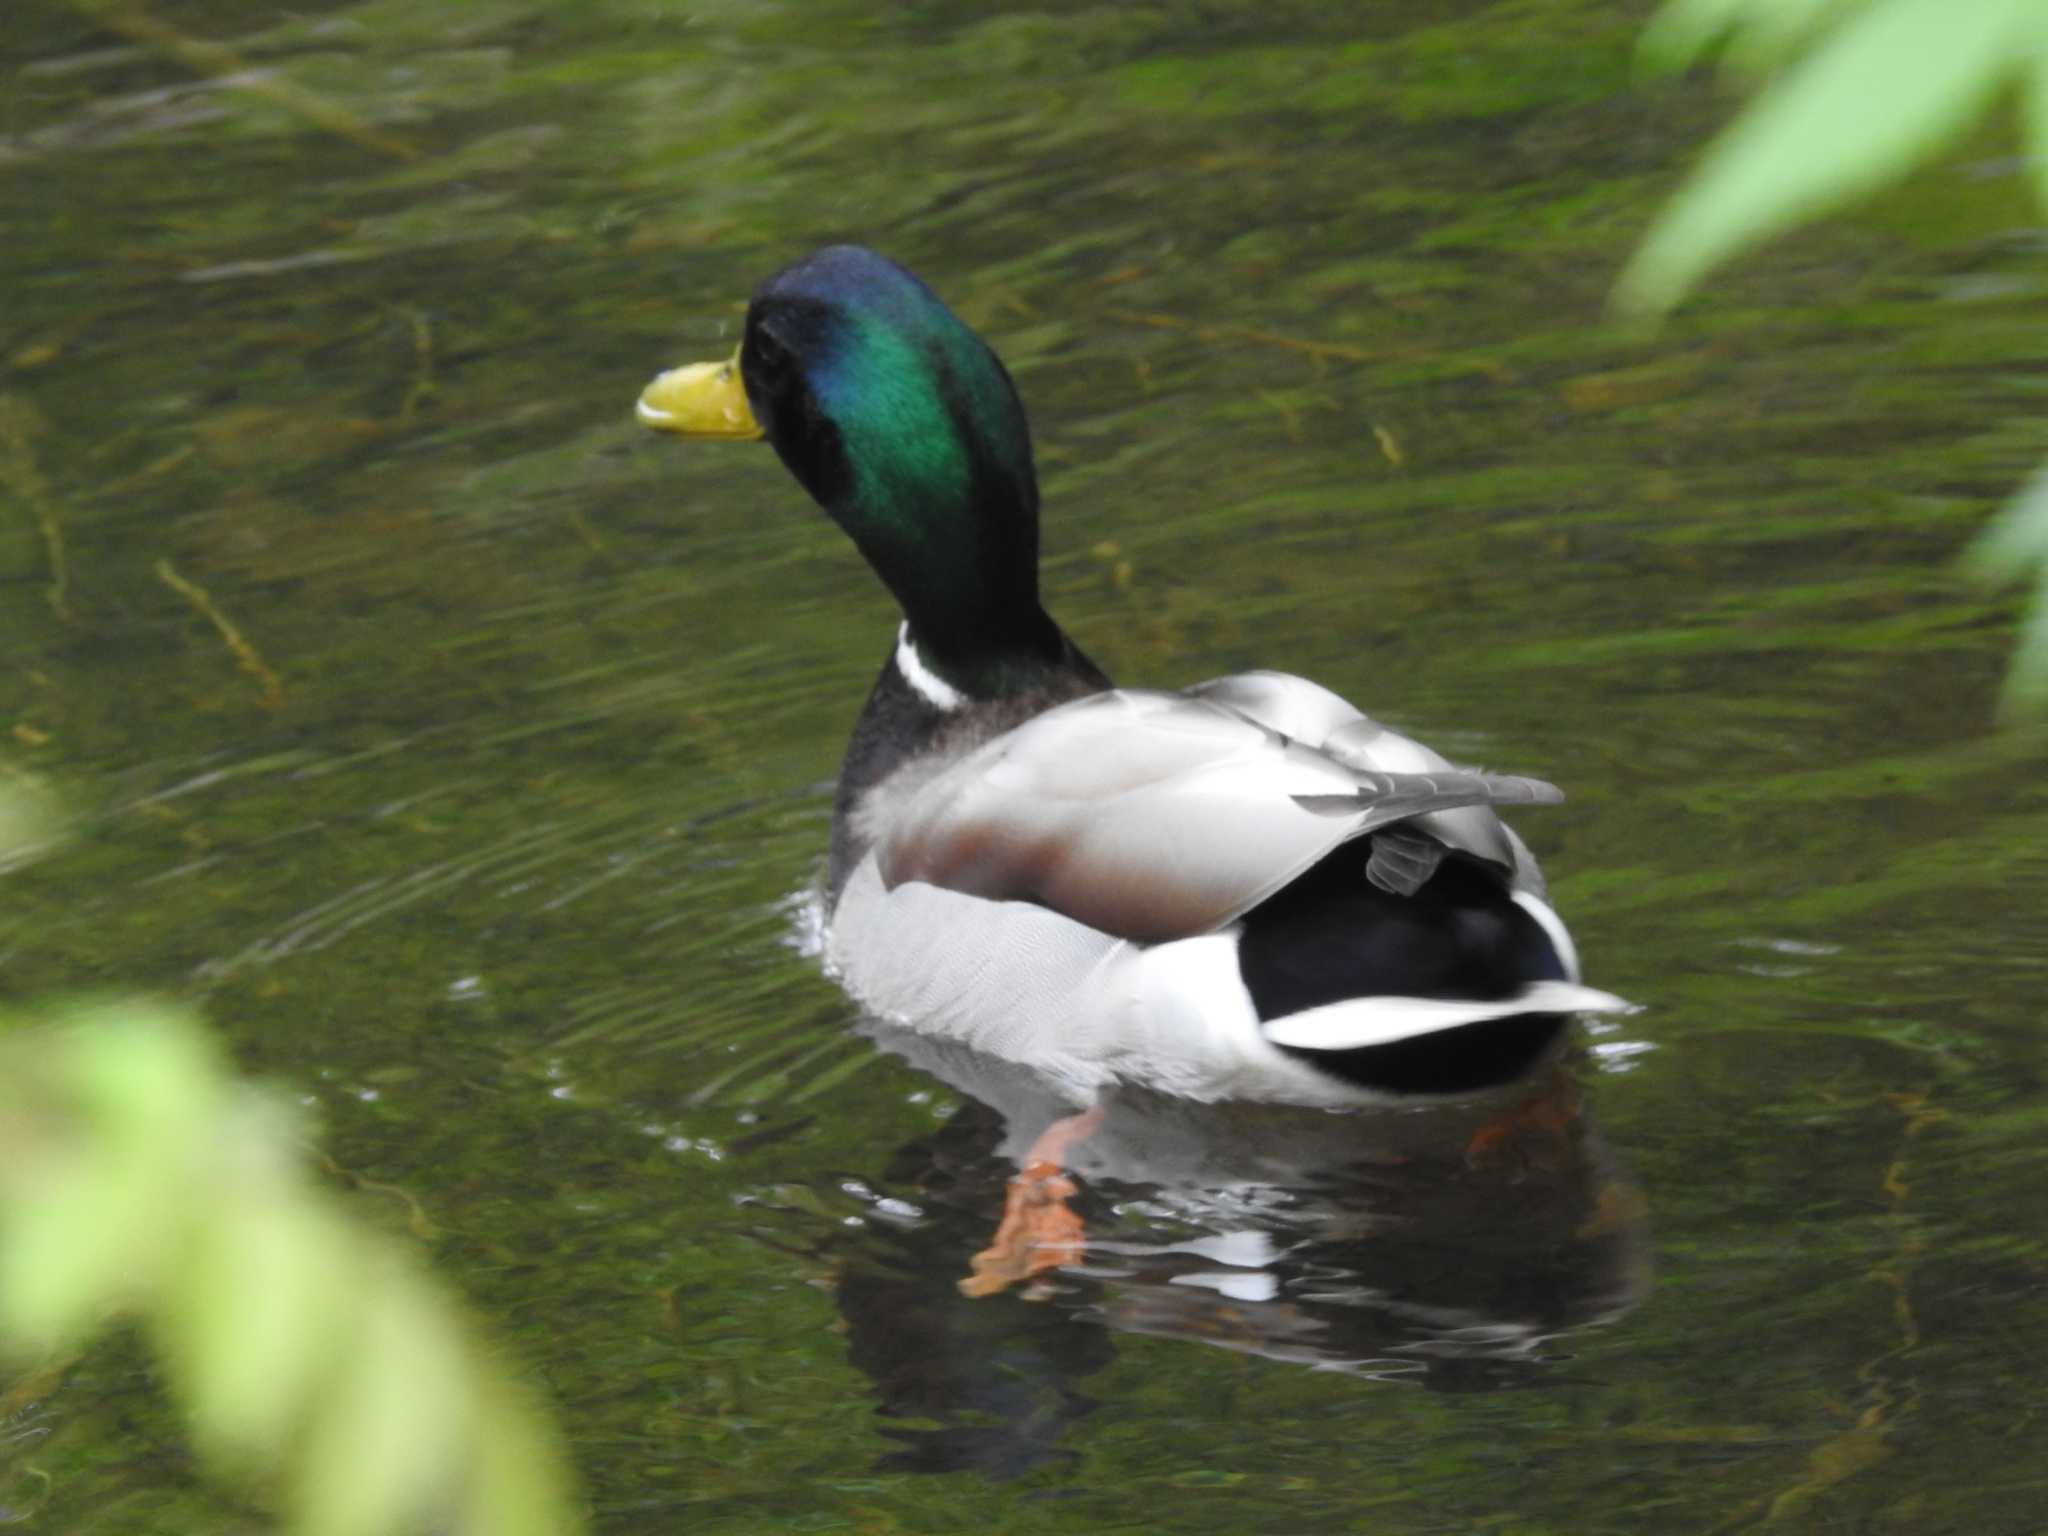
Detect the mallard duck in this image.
<box><xmin>638</xmin><ymin>245</ymin><xmax>1627</xmax><ymax>1112</ymax></box>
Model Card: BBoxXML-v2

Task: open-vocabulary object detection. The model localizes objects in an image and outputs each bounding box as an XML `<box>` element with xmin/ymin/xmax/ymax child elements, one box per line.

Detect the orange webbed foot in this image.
<box><xmin>958</xmin><ymin>1103</ymin><xmax>1105</xmax><ymax>1299</ymax></box>
<box><xmin>959</xmin><ymin>1161</ymin><xmax>1086</xmax><ymax>1298</ymax></box>
<box><xmin>1464</xmin><ymin>1070</ymin><xmax>1582</xmax><ymax>1170</ymax></box>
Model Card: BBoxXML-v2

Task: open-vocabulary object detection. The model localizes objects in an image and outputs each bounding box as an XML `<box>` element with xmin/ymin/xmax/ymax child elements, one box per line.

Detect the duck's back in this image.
<box><xmin>827</xmin><ymin>630</ymin><xmax>1109</xmax><ymax>900</ymax></box>
<box><xmin>825</xmin><ymin>670</ymin><xmax>1626</xmax><ymax>1105</ymax></box>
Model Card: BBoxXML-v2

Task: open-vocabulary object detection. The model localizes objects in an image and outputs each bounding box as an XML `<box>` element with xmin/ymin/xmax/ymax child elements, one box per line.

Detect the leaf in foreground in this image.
<box><xmin>1616</xmin><ymin>0</ymin><xmax>2041</xmax><ymax>316</ymax></box>
<box><xmin>0</xmin><ymin>1000</ymin><xmax>583</xmax><ymax>1536</ymax></box>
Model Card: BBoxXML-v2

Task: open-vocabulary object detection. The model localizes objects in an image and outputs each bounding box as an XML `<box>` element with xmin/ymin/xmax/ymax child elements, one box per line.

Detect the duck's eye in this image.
<box><xmin>747</xmin><ymin>325</ymin><xmax>793</xmax><ymax>377</ymax></box>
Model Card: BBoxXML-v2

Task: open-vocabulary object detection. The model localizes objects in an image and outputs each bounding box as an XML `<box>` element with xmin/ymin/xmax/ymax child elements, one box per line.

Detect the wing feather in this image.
<box><xmin>876</xmin><ymin>677</ymin><xmax>1562</xmax><ymax>943</ymax></box>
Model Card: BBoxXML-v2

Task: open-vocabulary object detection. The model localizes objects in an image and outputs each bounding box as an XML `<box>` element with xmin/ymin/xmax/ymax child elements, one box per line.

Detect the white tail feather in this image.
<box><xmin>1262</xmin><ymin>981</ymin><xmax>1635</xmax><ymax>1052</ymax></box>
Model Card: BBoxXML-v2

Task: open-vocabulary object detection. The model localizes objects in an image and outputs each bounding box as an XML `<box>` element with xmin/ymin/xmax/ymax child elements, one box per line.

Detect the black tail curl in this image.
<box><xmin>1238</xmin><ymin>841</ymin><xmax>1572</xmax><ymax>1095</ymax></box>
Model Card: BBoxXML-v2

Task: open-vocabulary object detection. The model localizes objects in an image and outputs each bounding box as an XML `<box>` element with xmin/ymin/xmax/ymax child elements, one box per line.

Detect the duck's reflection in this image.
<box><xmin>774</xmin><ymin>1027</ymin><xmax>1648</xmax><ymax>1478</ymax></box>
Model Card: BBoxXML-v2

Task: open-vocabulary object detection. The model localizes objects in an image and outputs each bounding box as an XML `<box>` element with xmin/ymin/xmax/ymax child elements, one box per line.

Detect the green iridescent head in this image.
<box><xmin>734</xmin><ymin>247</ymin><xmax>1059</xmax><ymax>687</ymax></box>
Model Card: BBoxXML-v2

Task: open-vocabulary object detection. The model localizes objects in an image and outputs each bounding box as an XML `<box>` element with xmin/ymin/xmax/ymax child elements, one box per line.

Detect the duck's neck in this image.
<box><xmin>891</xmin><ymin>586</ymin><xmax>1073</xmax><ymax>704</ymax></box>
<box><xmin>821</xmin><ymin>436</ymin><xmax>1074</xmax><ymax>700</ymax></box>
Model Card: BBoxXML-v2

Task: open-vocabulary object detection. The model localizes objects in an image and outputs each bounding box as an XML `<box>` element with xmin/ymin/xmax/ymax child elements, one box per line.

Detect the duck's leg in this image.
<box><xmin>959</xmin><ymin>1103</ymin><xmax>1106</xmax><ymax>1298</ymax></box>
<box><xmin>1463</xmin><ymin>1067</ymin><xmax>1581</xmax><ymax>1169</ymax></box>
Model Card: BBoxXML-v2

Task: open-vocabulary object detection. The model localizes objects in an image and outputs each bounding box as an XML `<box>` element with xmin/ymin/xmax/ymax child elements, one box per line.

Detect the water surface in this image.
<box><xmin>4</xmin><ymin>1</ymin><xmax>2047</xmax><ymax>1530</ymax></box>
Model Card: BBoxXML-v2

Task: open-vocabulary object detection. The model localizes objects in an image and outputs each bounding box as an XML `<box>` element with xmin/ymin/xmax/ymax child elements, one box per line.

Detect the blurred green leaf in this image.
<box><xmin>1624</xmin><ymin>0</ymin><xmax>2048</xmax><ymax>713</ymax></box>
<box><xmin>0</xmin><ymin>1000</ymin><xmax>583</xmax><ymax>1536</ymax></box>
<box><xmin>1617</xmin><ymin>0</ymin><xmax>2038</xmax><ymax>316</ymax></box>
<box><xmin>0</xmin><ymin>1004</ymin><xmax>219</xmax><ymax>1349</ymax></box>
<box><xmin>1639</xmin><ymin>0</ymin><xmax>1867</xmax><ymax>77</ymax></box>
<box><xmin>298</xmin><ymin>1253</ymin><xmax>471</xmax><ymax>1536</ymax></box>
<box><xmin>1962</xmin><ymin>468</ymin><xmax>2048</xmax><ymax>719</ymax></box>
<box><xmin>1995</xmin><ymin>573</ymin><xmax>2048</xmax><ymax>718</ymax></box>
<box><xmin>160</xmin><ymin>1179</ymin><xmax>358</xmax><ymax>1472</ymax></box>
<box><xmin>1963</xmin><ymin>464</ymin><xmax>2048</xmax><ymax>573</ymax></box>
<box><xmin>2025</xmin><ymin>37</ymin><xmax>2048</xmax><ymax>206</ymax></box>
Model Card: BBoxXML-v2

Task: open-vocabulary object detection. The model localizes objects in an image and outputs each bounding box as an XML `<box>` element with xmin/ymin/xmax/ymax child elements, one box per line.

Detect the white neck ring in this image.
<box><xmin>894</xmin><ymin>623</ymin><xmax>967</xmax><ymax>711</ymax></box>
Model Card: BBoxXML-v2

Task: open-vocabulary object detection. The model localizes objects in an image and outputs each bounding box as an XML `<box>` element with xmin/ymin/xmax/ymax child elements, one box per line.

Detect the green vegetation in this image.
<box><xmin>1</xmin><ymin>729</ymin><xmax>579</xmax><ymax>1536</ymax></box>
<box><xmin>0</xmin><ymin>989</ymin><xmax>582</xmax><ymax>1536</ymax></box>
<box><xmin>1621</xmin><ymin>0</ymin><xmax>2048</xmax><ymax>713</ymax></box>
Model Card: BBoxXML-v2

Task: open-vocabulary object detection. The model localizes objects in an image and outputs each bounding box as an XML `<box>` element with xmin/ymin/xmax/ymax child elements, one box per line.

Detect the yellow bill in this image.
<box><xmin>635</xmin><ymin>347</ymin><xmax>763</xmax><ymax>439</ymax></box>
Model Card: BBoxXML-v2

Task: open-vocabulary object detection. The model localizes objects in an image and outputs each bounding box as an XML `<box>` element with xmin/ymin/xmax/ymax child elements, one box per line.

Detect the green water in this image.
<box><xmin>5</xmin><ymin>0</ymin><xmax>2048</xmax><ymax>1530</ymax></box>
